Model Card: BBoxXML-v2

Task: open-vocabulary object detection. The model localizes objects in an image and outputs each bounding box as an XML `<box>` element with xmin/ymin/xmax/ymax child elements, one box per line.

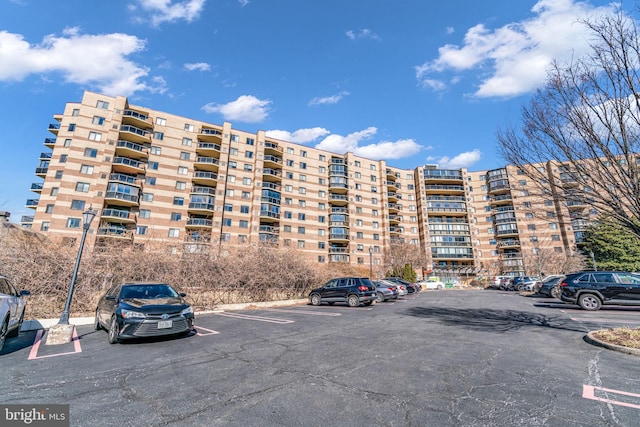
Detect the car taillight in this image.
<box><xmin>561</xmin><ymin>281</ymin><xmax>568</xmax><ymax>286</ymax></box>
<box><xmin>358</xmin><ymin>285</ymin><xmax>368</xmax><ymax>291</ymax></box>
<box><xmin>400</xmin><ymin>286</ymin><xmax>405</xmax><ymax>290</ymax></box>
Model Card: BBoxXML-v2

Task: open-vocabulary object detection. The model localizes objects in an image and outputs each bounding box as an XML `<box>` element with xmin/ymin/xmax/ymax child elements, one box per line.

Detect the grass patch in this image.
<box><xmin>592</xmin><ymin>327</ymin><xmax>640</xmax><ymax>349</ymax></box>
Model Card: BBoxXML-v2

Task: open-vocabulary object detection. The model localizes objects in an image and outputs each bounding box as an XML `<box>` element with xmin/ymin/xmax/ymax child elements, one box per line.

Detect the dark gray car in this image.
<box><xmin>309</xmin><ymin>277</ymin><xmax>376</xmax><ymax>307</ymax></box>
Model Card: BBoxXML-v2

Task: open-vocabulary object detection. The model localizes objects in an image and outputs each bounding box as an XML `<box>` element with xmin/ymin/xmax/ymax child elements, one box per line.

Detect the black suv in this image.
<box><xmin>309</xmin><ymin>277</ymin><xmax>376</xmax><ymax>307</ymax></box>
<box><xmin>560</xmin><ymin>271</ymin><xmax>640</xmax><ymax>311</ymax></box>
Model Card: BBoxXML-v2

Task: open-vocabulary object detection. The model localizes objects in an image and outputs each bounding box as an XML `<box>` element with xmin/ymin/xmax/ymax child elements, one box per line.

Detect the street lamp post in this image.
<box><xmin>58</xmin><ymin>207</ymin><xmax>97</xmax><ymax>325</ymax></box>
<box><xmin>369</xmin><ymin>246</ymin><xmax>373</xmax><ymax>279</ymax></box>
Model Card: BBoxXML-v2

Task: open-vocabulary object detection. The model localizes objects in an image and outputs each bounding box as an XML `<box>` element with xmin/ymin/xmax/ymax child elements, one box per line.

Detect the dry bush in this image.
<box><xmin>0</xmin><ymin>226</ymin><xmax>357</xmax><ymax>319</ymax></box>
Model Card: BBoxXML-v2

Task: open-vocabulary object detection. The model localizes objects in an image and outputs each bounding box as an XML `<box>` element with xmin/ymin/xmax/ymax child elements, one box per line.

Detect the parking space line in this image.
<box><xmin>27</xmin><ymin>329</ymin><xmax>82</xmax><ymax>360</ymax></box>
<box><xmin>195</xmin><ymin>326</ymin><xmax>220</xmax><ymax>336</ymax></box>
<box><xmin>583</xmin><ymin>385</ymin><xmax>640</xmax><ymax>410</ymax></box>
<box><xmin>265</xmin><ymin>309</ymin><xmax>341</xmax><ymax>316</ymax></box>
<box><xmin>214</xmin><ymin>312</ymin><xmax>294</xmax><ymax>324</ymax></box>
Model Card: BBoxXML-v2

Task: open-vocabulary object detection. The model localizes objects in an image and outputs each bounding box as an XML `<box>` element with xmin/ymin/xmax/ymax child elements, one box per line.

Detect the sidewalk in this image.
<box><xmin>20</xmin><ymin>298</ymin><xmax>309</xmax><ymax>332</ymax></box>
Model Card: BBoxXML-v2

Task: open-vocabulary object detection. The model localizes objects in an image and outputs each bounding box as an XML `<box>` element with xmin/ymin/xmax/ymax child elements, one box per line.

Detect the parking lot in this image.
<box><xmin>2</xmin><ymin>290</ymin><xmax>640</xmax><ymax>426</ymax></box>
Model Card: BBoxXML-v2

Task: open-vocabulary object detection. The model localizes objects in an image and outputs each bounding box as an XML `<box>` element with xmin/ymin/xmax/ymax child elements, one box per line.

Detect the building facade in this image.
<box><xmin>22</xmin><ymin>91</ymin><xmax>591</xmax><ymax>279</ymax></box>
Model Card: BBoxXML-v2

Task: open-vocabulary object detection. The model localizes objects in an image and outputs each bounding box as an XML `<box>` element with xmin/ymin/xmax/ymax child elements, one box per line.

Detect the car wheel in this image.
<box><xmin>7</xmin><ymin>310</ymin><xmax>24</xmax><ymax>338</ymax></box>
<box><xmin>108</xmin><ymin>317</ymin><xmax>120</xmax><ymax>344</ymax></box>
<box><xmin>0</xmin><ymin>318</ymin><xmax>8</xmax><ymax>352</ymax></box>
<box><xmin>310</xmin><ymin>293</ymin><xmax>321</xmax><ymax>306</ymax></box>
<box><xmin>578</xmin><ymin>293</ymin><xmax>602</xmax><ymax>311</ymax></box>
<box><xmin>347</xmin><ymin>294</ymin><xmax>360</xmax><ymax>307</ymax></box>
<box><xmin>94</xmin><ymin>309</ymin><xmax>103</xmax><ymax>331</ymax></box>
<box><xmin>437</xmin><ymin>285</ymin><xmax>443</xmax><ymax>290</ymax></box>
<box><xmin>376</xmin><ymin>292</ymin><xmax>385</xmax><ymax>303</ymax></box>
<box><xmin>550</xmin><ymin>286</ymin><xmax>561</xmax><ymax>299</ymax></box>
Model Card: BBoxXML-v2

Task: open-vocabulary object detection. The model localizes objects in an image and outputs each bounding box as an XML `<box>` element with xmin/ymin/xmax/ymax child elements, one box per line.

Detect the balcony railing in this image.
<box><xmin>197</xmin><ymin>142</ymin><xmax>221</xmax><ymax>152</ymax></box>
<box><xmin>199</xmin><ymin>128</ymin><xmax>222</xmax><ymax>136</ymax></box>
<box><xmin>101</xmin><ymin>208</ymin><xmax>132</xmax><ymax>220</ymax></box>
<box><xmin>259</xmin><ymin>225</ymin><xmax>279</xmax><ymax>234</ymax></box>
<box><xmin>43</xmin><ymin>137</ymin><xmax>56</xmax><ymax>147</ymax></box>
<box><xmin>260</xmin><ymin>210</ymin><xmax>281</xmax><ymax>219</ymax></box>
<box><xmin>109</xmin><ymin>173</ymin><xmax>139</xmax><ymax>185</ymax></box>
<box><xmin>119</xmin><ymin>124</ymin><xmax>148</xmax><ymax>137</ymax></box>
<box><xmin>113</xmin><ymin>156</ymin><xmax>144</xmax><ymax>169</ymax></box>
<box><xmin>186</xmin><ymin>218</ymin><xmax>213</xmax><ymax>227</ymax></box>
<box><xmin>188</xmin><ymin>202</ymin><xmax>214</xmax><ymax>211</ymax></box>
<box><xmin>97</xmin><ymin>226</ymin><xmax>134</xmax><ymax>239</ymax></box>
<box><xmin>35</xmin><ymin>167</ymin><xmax>48</xmax><ymax>175</ymax></box>
<box><xmin>30</xmin><ymin>183</ymin><xmax>43</xmax><ymax>191</ymax></box>
<box><xmin>117</xmin><ymin>140</ymin><xmax>147</xmax><ymax>153</ymax></box>
<box><xmin>21</xmin><ymin>216</ymin><xmax>34</xmax><ymax>223</ymax></box>
<box><xmin>123</xmin><ymin>110</ymin><xmax>149</xmax><ymax>121</ymax></box>
<box><xmin>105</xmin><ymin>191</ymin><xmax>138</xmax><ymax>203</ymax></box>
<box><xmin>190</xmin><ymin>186</ymin><xmax>216</xmax><ymax>196</ymax></box>
<box><xmin>25</xmin><ymin>199</ymin><xmax>39</xmax><ymax>207</ymax></box>
<box><xmin>193</xmin><ymin>171</ymin><xmax>218</xmax><ymax>180</ymax></box>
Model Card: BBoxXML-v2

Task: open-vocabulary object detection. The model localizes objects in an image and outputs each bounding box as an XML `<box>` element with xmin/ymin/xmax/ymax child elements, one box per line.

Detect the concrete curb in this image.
<box><xmin>584</xmin><ymin>330</ymin><xmax>640</xmax><ymax>356</ymax></box>
<box><xmin>20</xmin><ymin>298</ymin><xmax>310</xmax><ymax>332</ymax></box>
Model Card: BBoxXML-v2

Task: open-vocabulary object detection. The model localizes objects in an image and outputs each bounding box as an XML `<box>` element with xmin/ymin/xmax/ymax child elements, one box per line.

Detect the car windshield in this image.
<box><xmin>617</xmin><ymin>273</ymin><xmax>640</xmax><ymax>284</ymax></box>
<box><xmin>120</xmin><ymin>284</ymin><xmax>179</xmax><ymax>299</ymax></box>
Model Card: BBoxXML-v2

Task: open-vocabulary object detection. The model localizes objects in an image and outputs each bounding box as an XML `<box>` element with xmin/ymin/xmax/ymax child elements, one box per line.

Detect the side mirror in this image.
<box><xmin>20</xmin><ymin>290</ymin><xmax>30</xmax><ymax>297</ymax></box>
<box><xmin>179</xmin><ymin>292</ymin><xmax>187</xmax><ymax>297</ymax></box>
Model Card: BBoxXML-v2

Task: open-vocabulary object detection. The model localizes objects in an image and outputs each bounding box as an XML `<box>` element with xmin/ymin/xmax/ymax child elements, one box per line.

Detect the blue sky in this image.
<box><xmin>0</xmin><ymin>0</ymin><xmax>625</xmax><ymax>222</ymax></box>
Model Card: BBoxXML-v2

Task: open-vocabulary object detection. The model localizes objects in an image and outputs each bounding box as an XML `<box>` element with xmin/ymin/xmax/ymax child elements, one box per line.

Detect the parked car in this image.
<box><xmin>560</xmin><ymin>271</ymin><xmax>640</xmax><ymax>311</ymax></box>
<box><xmin>373</xmin><ymin>281</ymin><xmax>399</xmax><ymax>303</ymax></box>
<box><xmin>378</xmin><ymin>279</ymin><xmax>408</xmax><ymax>296</ymax></box>
<box><xmin>534</xmin><ymin>275</ymin><xmax>565</xmax><ymax>297</ymax></box>
<box><xmin>95</xmin><ymin>282</ymin><xmax>195</xmax><ymax>344</ymax></box>
<box><xmin>490</xmin><ymin>276</ymin><xmax>510</xmax><ymax>289</ymax></box>
<box><xmin>309</xmin><ymin>277</ymin><xmax>377</xmax><ymax>307</ymax></box>
<box><xmin>419</xmin><ymin>280</ymin><xmax>446</xmax><ymax>290</ymax></box>
<box><xmin>384</xmin><ymin>277</ymin><xmax>420</xmax><ymax>293</ymax></box>
<box><xmin>0</xmin><ymin>275</ymin><xmax>30</xmax><ymax>352</ymax></box>
<box><xmin>511</xmin><ymin>276</ymin><xmax>540</xmax><ymax>291</ymax></box>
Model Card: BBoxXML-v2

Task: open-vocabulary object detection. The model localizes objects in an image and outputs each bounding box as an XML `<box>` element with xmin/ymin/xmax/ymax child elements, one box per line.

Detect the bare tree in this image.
<box><xmin>498</xmin><ymin>11</ymin><xmax>640</xmax><ymax>239</ymax></box>
<box><xmin>383</xmin><ymin>240</ymin><xmax>427</xmax><ymax>277</ymax></box>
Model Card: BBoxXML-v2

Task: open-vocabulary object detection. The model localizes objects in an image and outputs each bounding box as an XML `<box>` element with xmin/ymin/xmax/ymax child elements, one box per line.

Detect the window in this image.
<box><xmin>372</xmin><ymin>209</ymin><xmax>378</xmax><ymax>216</ymax></box>
<box><xmin>373</xmin><ymin>221</ymin><xmax>379</xmax><ymax>229</ymax></box>
<box><xmin>230</xmin><ymin>134</ymin><xmax>240</xmax><ymax>142</ymax></box>
<box><xmin>45</xmin><ymin>204</ymin><xmax>54</xmax><ymax>214</ymax></box>
<box><xmin>370</xmin><ymin>164</ymin><xmax>376</xmax><ymax>171</ymax></box>
<box><xmin>64</xmin><ymin>139</ymin><xmax>71</xmax><ymax>147</ymax></box>
<box><xmin>523</xmin><ymin>202</ymin><xmax>531</xmax><ymax>208</ymax></box>
<box><xmin>148</xmin><ymin>161</ymin><xmax>159</xmax><ymax>170</ymax></box>
<box><xmin>141</xmin><ymin>193</ymin><xmax>154</xmax><ymax>202</ymax></box>
<box><xmin>318</xmin><ymin>229</ymin><xmax>326</xmax><ymax>236</ymax></box>
<box><xmin>547</xmin><ymin>211</ymin><xmax>556</xmax><ymax>218</ymax></box>
<box><xmin>373</xmin><ymin>233</ymin><xmax>380</xmax><ymax>240</ymax></box>
<box><xmin>318</xmin><ymin>215</ymin><xmax>325</xmax><ymax>223</ymax></box>
<box><xmin>168</xmin><ymin>228</ymin><xmax>180</xmax><ymax>238</ymax></box>
<box><xmin>245</xmin><ymin>151</ymin><xmax>253</xmax><ymax>159</ymax></box>
<box><xmin>227</xmin><ymin>175</ymin><xmax>236</xmax><ymax>183</ymax></box>
<box><xmin>299</xmin><ymin>187</ymin><xmax>306</xmax><ymax>194</ymax></box>
<box><xmin>243</xmin><ymin>177</ymin><xmax>251</xmax><ymax>185</ymax></box>
<box><xmin>80</xmin><ymin>165</ymin><xmax>94</xmax><ymax>175</ymax></box>
<box><xmin>299</xmin><ymin>200</ymin><xmax>306</xmax><ymax>207</ymax></box>
<box><xmin>136</xmin><ymin>226</ymin><xmax>148</xmax><ymax>235</ymax></box>
<box><xmin>240</xmin><ymin>205</ymin><xmax>249</xmax><ymax>214</ymax></box>
<box><xmin>50</xmin><ymin>187</ymin><xmax>59</xmax><ymax>196</ymax></box>
<box><xmin>298</xmin><ymin>226</ymin><xmax>306</xmax><ymax>234</ymax></box>
<box><xmin>70</xmin><ymin>200</ymin><xmax>85</xmax><ymax>210</ymax></box>
<box><xmin>549</xmin><ymin>222</ymin><xmax>558</xmax><ymax>230</ymax></box>
<box><xmin>285</xmin><ymin>185</ymin><xmax>293</xmax><ymax>192</ymax></box>
<box><xmin>139</xmin><ymin>209</ymin><xmax>151</xmax><ymax>219</ymax></box>
<box><xmin>222</xmin><ymin>218</ymin><xmax>232</xmax><ymax>226</ymax></box>
<box><xmin>241</xmin><ymin>191</ymin><xmax>250</xmax><ymax>199</ymax></box>
<box><xmin>239</xmin><ymin>220</ymin><xmax>249</xmax><ymax>228</ymax></box>
<box><xmin>319</xmin><ymin>154</ymin><xmax>326</xmax><ymax>161</ymax></box>
<box><xmin>300</xmin><ymin>162</ymin><xmax>307</xmax><ymax>169</ymax></box>
<box><xmin>297</xmin><ymin>240</ymin><xmax>305</xmax><ymax>248</ymax></box>
<box><xmin>318</xmin><ymin>190</ymin><xmax>325</xmax><ymax>197</ymax></box>
<box><xmin>184</xmin><ymin>124</ymin><xmax>194</xmax><ymax>132</ymax></box>
<box><xmin>298</xmin><ymin>213</ymin><xmax>306</xmax><ymax>220</ymax></box>
<box><xmin>226</xmin><ymin>189</ymin><xmax>234</xmax><ymax>197</ymax></box>
<box><xmin>244</xmin><ymin>164</ymin><xmax>253</xmax><ymax>171</ymax></box>
<box><xmin>283</xmin><ymin>225</ymin><xmax>291</xmax><ymax>232</ymax></box>
<box><xmin>370</xmin><ymin>175</ymin><xmax>376</xmax><ymax>182</ymax></box>
<box><xmin>97</xmin><ymin>100</ymin><xmax>109</xmax><ymax>109</ymax></box>
<box><xmin>75</xmin><ymin>182</ymin><xmax>90</xmax><ymax>192</ymax></box>
<box><xmin>318</xmin><ymin>241</ymin><xmax>325</xmax><ymax>249</ymax></box>
<box><xmin>88</xmin><ymin>131</ymin><xmax>102</xmax><ymax>141</ymax></box>
<box><xmin>319</xmin><ymin>203</ymin><xmax>325</xmax><ymax>210</ymax></box>
<box><xmin>299</xmin><ymin>175</ymin><xmax>306</xmax><ymax>182</ymax></box>
<box><xmin>408</xmin><ymin>184</ymin><xmax>414</xmax><ymax>190</ymax></box>
<box><xmin>92</xmin><ymin>116</ymin><xmax>105</xmax><ymax>125</ymax></box>
<box><xmin>84</xmin><ymin>148</ymin><xmax>97</xmax><ymax>158</ymax></box>
<box><xmin>356</xmin><ymin>232</ymin><xmax>363</xmax><ymax>239</ymax></box>
<box><xmin>224</xmin><ymin>204</ymin><xmax>233</xmax><ymax>212</ymax></box>
<box><xmin>153</xmin><ymin>131</ymin><xmax>164</xmax><ymax>140</ymax></box>
<box><xmin>156</xmin><ymin>117</ymin><xmax>167</xmax><ymax>126</ymax></box>
<box><xmin>301</xmin><ymin>150</ymin><xmax>307</xmax><ymax>157</ymax></box>
<box><xmin>354</xmin><ymin>161</ymin><xmax>361</xmax><ymax>167</ymax></box>
<box><xmin>182</xmin><ymin>138</ymin><xmax>192</xmax><ymax>146</ymax></box>
<box><xmin>230</xmin><ymin>148</ymin><xmax>238</xmax><ymax>156</ymax></box>
<box><xmin>180</xmin><ymin>152</ymin><xmax>191</xmax><ymax>160</ymax></box>
<box><xmin>246</xmin><ymin>137</ymin><xmax>255</xmax><ymax>145</ymax></box>
<box><xmin>371</xmin><ymin>197</ymin><xmax>378</xmax><ymax>204</ymax></box>
<box><xmin>355</xmin><ymin>183</ymin><xmax>361</xmax><ymax>190</ymax></box>
<box><xmin>170</xmin><ymin>213</ymin><xmax>182</xmax><ymax>221</ymax></box>
<box><xmin>527</xmin><ymin>224</ymin><xmax>536</xmax><ymax>231</ymax></box>
<box><xmin>284</xmin><ymin>211</ymin><xmax>292</xmax><ymax>219</ymax></box>
<box><xmin>525</xmin><ymin>213</ymin><xmax>533</xmax><ymax>219</ymax></box>
<box><xmin>286</xmin><ymin>159</ymin><xmax>294</xmax><ymax>167</ymax></box>
<box><xmin>68</xmin><ymin>123</ymin><xmax>76</xmax><ymax>131</ymax></box>
<box><xmin>175</xmin><ymin>181</ymin><xmax>186</xmax><ymax>190</ymax></box>
<box><xmin>286</xmin><ymin>172</ymin><xmax>294</xmax><ymax>179</ymax></box>
<box><xmin>60</xmin><ymin>154</ymin><xmax>67</xmax><ymax>163</ymax></box>
<box><xmin>319</xmin><ymin>178</ymin><xmax>326</xmax><ymax>185</ymax></box>
<box><xmin>229</xmin><ymin>161</ymin><xmax>237</xmax><ymax>169</ymax></box>
<box><xmin>355</xmin><ymin>195</ymin><xmax>362</xmax><ymax>202</ymax></box>
<box><xmin>284</xmin><ymin>198</ymin><xmax>292</xmax><ymax>205</ymax></box>
<box><xmin>173</xmin><ymin>197</ymin><xmax>184</xmax><ymax>206</ymax></box>
<box><xmin>287</xmin><ymin>148</ymin><xmax>295</xmax><ymax>154</ymax></box>
<box><xmin>66</xmin><ymin>218</ymin><xmax>81</xmax><ymax>228</ymax></box>
<box><xmin>544</xmin><ymin>200</ymin><xmax>553</xmax><ymax>206</ymax></box>
<box><xmin>177</xmin><ymin>166</ymin><xmax>188</xmax><ymax>175</ymax></box>
<box><xmin>41</xmin><ymin>221</ymin><xmax>50</xmax><ymax>232</ymax></box>
<box><xmin>151</xmin><ymin>146</ymin><xmax>162</xmax><ymax>155</ymax></box>
<box><xmin>145</xmin><ymin>176</ymin><xmax>156</xmax><ymax>186</ymax></box>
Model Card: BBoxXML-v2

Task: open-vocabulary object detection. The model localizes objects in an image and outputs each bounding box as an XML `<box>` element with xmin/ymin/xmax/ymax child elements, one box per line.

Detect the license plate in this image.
<box><xmin>157</xmin><ymin>320</ymin><xmax>172</xmax><ymax>329</ymax></box>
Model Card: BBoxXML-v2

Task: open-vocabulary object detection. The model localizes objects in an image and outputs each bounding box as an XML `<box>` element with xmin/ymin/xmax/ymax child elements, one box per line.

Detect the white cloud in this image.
<box><xmin>416</xmin><ymin>0</ymin><xmax>618</xmax><ymax>98</ymax></box>
<box><xmin>346</xmin><ymin>29</ymin><xmax>381</xmax><ymax>41</ymax></box>
<box><xmin>132</xmin><ymin>0</ymin><xmax>206</xmax><ymax>27</ymax></box>
<box><xmin>314</xmin><ymin>127</ymin><xmax>421</xmax><ymax>159</ymax></box>
<box><xmin>238</xmin><ymin>0</ymin><xmax>249</xmax><ymax>6</ymax></box>
<box><xmin>202</xmin><ymin>95</ymin><xmax>271</xmax><ymax>122</ymax></box>
<box><xmin>184</xmin><ymin>62</ymin><xmax>210</xmax><ymax>71</ymax></box>
<box><xmin>266</xmin><ymin>128</ymin><xmax>330</xmax><ymax>143</ymax></box>
<box><xmin>308</xmin><ymin>91</ymin><xmax>350</xmax><ymax>106</ymax></box>
<box><xmin>446</xmin><ymin>26</ymin><xmax>455</xmax><ymax>35</ymax></box>
<box><xmin>0</xmin><ymin>28</ymin><xmax>163</xmax><ymax>96</ymax></box>
<box><xmin>427</xmin><ymin>149</ymin><xmax>482</xmax><ymax>169</ymax></box>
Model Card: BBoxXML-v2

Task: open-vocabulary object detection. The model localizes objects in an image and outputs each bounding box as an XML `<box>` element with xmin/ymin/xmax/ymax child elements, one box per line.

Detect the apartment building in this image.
<box><xmin>22</xmin><ymin>91</ymin><xmax>591</xmax><ymax>279</ymax></box>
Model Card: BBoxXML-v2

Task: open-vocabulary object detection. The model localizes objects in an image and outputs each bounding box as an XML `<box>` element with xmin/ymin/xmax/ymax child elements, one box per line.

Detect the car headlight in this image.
<box><xmin>181</xmin><ymin>306</ymin><xmax>194</xmax><ymax>315</ymax></box>
<box><xmin>121</xmin><ymin>309</ymin><xmax>146</xmax><ymax>319</ymax></box>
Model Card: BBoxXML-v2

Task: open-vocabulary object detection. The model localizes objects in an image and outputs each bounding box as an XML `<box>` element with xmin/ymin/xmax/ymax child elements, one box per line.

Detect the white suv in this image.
<box><xmin>0</xmin><ymin>275</ymin><xmax>30</xmax><ymax>352</ymax></box>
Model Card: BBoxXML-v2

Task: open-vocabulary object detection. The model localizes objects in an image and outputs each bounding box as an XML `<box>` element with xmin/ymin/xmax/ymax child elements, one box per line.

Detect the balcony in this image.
<box><xmin>48</xmin><ymin>123</ymin><xmax>60</xmax><ymax>135</ymax></box>
<box><xmin>488</xmin><ymin>181</ymin><xmax>511</xmax><ymax>194</ymax></box>
<box><xmin>263</xmin><ymin>154</ymin><xmax>283</xmax><ymax>168</ymax></box>
<box><xmin>101</xmin><ymin>208</ymin><xmax>135</xmax><ymax>224</ymax></box>
<box><xmin>186</xmin><ymin>218</ymin><xmax>213</xmax><ymax>228</ymax></box>
<box><xmin>427</xmin><ymin>205</ymin><xmax>467</xmax><ymax>215</ymax></box>
<box><xmin>35</xmin><ymin>167</ymin><xmax>48</xmax><ymax>177</ymax></box>
<box><xmin>122</xmin><ymin>109</ymin><xmax>151</xmax><ymax>128</ymax></box>
<box><xmin>44</xmin><ymin>137</ymin><xmax>56</xmax><ymax>148</ymax></box>
<box><xmin>30</xmin><ymin>183</ymin><xmax>43</xmax><ymax>193</ymax></box>
<box><xmin>39</xmin><ymin>152</ymin><xmax>52</xmax><ymax>160</ymax></box>
<box><xmin>109</xmin><ymin>173</ymin><xmax>141</xmax><ymax>187</ymax></box>
<box><xmin>262</xmin><ymin>181</ymin><xmax>281</xmax><ymax>192</ymax></box>
<box><xmin>330</xmin><ymin>207</ymin><xmax>348</xmax><ymax>214</ymax></box>
<box><xmin>329</xmin><ymin>194</ymin><xmax>348</xmax><ymax>205</ymax></box>
<box><xmin>328</xmin><ymin>247</ymin><xmax>349</xmax><ymax>254</ymax></box>
<box><xmin>198</xmin><ymin>128</ymin><xmax>223</xmax><ymax>142</ymax></box>
<box><xmin>386</xmin><ymin>169</ymin><xmax>396</xmax><ymax>179</ymax></box>
<box><xmin>328</xmin><ymin>181</ymin><xmax>348</xmax><ymax>193</ymax></box>
<box><xmin>112</xmin><ymin>156</ymin><xmax>145</xmax><ymax>174</ymax></box>
<box><xmin>119</xmin><ymin>124</ymin><xmax>150</xmax><ymax>143</ymax></box>
<box><xmin>496</xmin><ymin>228</ymin><xmax>519</xmax><ymax>237</ymax></box>
<box><xmin>423</xmin><ymin>169</ymin><xmax>463</xmax><ymax>182</ymax></box>
<box><xmin>329</xmin><ymin>233</ymin><xmax>350</xmax><ymax>242</ymax></box>
<box><xmin>116</xmin><ymin>140</ymin><xmax>148</xmax><ymax>160</ymax></box>
<box><xmin>196</xmin><ymin>142</ymin><xmax>221</xmax><ymax>156</ymax></box>
<box><xmin>25</xmin><ymin>199</ymin><xmax>38</xmax><ymax>209</ymax></box>
<box><xmin>389</xmin><ymin>226</ymin><xmax>402</xmax><ymax>234</ymax></box>
<box><xmin>97</xmin><ymin>226</ymin><xmax>134</xmax><ymax>240</ymax></box>
<box><xmin>329</xmin><ymin>254</ymin><xmax>350</xmax><ymax>263</ymax></box>
<box><xmin>490</xmin><ymin>194</ymin><xmax>513</xmax><ymax>205</ymax></box>
<box><xmin>487</xmin><ymin>169</ymin><xmax>508</xmax><ymax>182</ymax></box>
<box><xmin>497</xmin><ymin>240</ymin><xmax>521</xmax><ymax>248</ymax></box>
<box><xmin>388</xmin><ymin>203</ymin><xmax>401</xmax><ymax>212</ymax></box>
<box><xmin>387</xmin><ymin>191</ymin><xmax>398</xmax><ymax>202</ymax></box>
<box><xmin>192</xmin><ymin>171</ymin><xmax>218</xmax><ymax>186</ymax></box>
<box><xmin>21</xmin><ymin>216</ymin><xmax>34</xmax><ymax>224</ymax></box>
<box><xmin>104</xmin><ymin>191</ymin><xmax>139</xmax><ymax>207</ymax></box>
<box><xmin>424</xmin><ymin>184</ymin><xmax>465</xmax><ymax>194</ymax></box>
<box><xmin>194</xmin><ymin>156</ymin><xmax>220</xmax><ymax>172</ymax></box>
<box><xmin>185</xmin><ymin>232</ymin><xmax>212</xmax><ymax>243</ymax></box>
<box><xmin>389</xmin><ymin>214</ymin><xmax>400</xmax><ymax>224</ymax></box>
<box><xmin>187</xmin><ymin>202</ymin><xmax>215</xmax><ymax>214</ymax></box>
<box><xmin>264</xmin><ymin>141</ymin><xmax>284</xmax><ymax>154</ymax></box>
<box><xmin>259</xmin><ymin>225</ymin><xmax>279</xmax><ymax>234</ymax></box>
<box><xmin>190</xmin><ymin>186</ymin><xmax>216</xmax><ymax>196</ymax></box>
<box><xmin>263</xmin><ymin>168</ymin><xmax>283</xmax><ymax>182</ymax></box>
<box><xmin>260</xmin><ymin>210</ymin><xmax>281</xmax><ymax>221</ymax></box>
